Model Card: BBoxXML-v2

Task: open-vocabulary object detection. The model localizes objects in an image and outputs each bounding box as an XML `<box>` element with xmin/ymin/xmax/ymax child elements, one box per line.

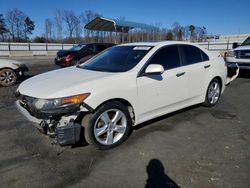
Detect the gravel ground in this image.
<box><xmin>0</xmin><ymin>57</ymin><xmax>249</xmax><ymax>188</ymax></box>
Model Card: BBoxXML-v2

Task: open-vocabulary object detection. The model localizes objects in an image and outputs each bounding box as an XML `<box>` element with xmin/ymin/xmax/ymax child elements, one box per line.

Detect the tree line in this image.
<box><xmin>0</xmin><ymin>8</ymin><xmax>209</xmax><ymax>44</ymax></box>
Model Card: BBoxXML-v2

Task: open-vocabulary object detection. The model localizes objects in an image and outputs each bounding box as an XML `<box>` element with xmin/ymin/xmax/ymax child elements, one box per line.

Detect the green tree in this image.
<box><xmin>24</xmin><ymin>16</ymin><xmax>35</xmax><ymax>41</ymax></box>
<box><xmin>0</xmin><ymin>14</ymin><xmax>8</xmax><ymax>41</ymax></box>
<box><xmin>189</xmin><ymin>25</ymin><xmax>195</xmax><ymax>41</ymax></box>
<box><xmin>165</xmin><ymin>31</ymin><xmax>173</xmax><ymax>40</ymax></box>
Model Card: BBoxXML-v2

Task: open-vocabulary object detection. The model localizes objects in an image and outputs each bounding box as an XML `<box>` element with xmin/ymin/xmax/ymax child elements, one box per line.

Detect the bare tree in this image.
<box><xmin>172</xmin><ymin>22</ymin><xmax>181</xmax><ymax>40</ymax></box>
<box><xmin>6</xmin><ymin>8</ymin><xmax>26</xmax><ymax>41</ymax></box>
<box><xmin>62</xmin><ymin>10</ymin><xmax>80</xmax><ymax>38</ymax></box>
<box><xmin>44</xmin><ymin>18</ymin><xmax>53</xmax><ymax>42</ymax></box>
<box><xmin>55</xmin><ymin>10</ymin><xmax>63</xmax><ymax>40</ymax></box>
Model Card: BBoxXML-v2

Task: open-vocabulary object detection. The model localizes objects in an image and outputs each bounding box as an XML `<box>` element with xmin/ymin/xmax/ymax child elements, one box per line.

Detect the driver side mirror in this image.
<box><xmin>232</xmin><ymin>42</ymin><xmax>239</xmax><ymax>49</ymax></box>
<box><xmin>145</xmin><ymin>64</ymin><xmax>164</xmax><ymax>75</ymax></box>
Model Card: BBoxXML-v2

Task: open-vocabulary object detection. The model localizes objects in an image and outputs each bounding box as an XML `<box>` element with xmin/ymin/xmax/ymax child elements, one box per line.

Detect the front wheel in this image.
<box><xmin>0</xmin><ymin>68</ymin><xmax>17</xmax><ymax>87</ymax></box>
<box><xmin>203</xmin><ymin>78</ymin><xmax>221</xmax><ymax>107</ymax></box>
<box><xmin>83</xmin><ymin>101</ymin><xmax>132</xmax><ymax>150</ymax></box>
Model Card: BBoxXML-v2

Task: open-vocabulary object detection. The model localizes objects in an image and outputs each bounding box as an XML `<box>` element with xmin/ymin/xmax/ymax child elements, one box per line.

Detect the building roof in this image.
<box><xmin>84</xmin><ymin>17</ymin><xmax>158</xmax><ymax>33</ymax></box>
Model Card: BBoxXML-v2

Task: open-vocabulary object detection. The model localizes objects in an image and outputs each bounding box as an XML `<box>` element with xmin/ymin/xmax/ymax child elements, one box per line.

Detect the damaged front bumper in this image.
<box><xmin>15</xmin><ymin>99</ymin><xmax>86</xmax><ymax>146</ymax></box>
<box><xmin>15</xmin><ymin>64</ymin><xmax>29</xmax><ymax>77</ymax></box>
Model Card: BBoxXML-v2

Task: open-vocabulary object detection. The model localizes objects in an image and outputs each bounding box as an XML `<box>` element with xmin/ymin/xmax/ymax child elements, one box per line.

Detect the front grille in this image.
<box><xmin>236</xmin><ymin>50</ymin><xmax>250</xmax><ymax>59</ymax></box>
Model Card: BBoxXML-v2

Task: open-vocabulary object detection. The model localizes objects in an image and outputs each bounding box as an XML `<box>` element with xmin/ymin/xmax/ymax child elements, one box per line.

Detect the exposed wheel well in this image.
<box><xmin>95</xmin><ymin>98</ymin><xmax>135</xmax><ymax>125</ymax></box>
<box><xmin>213</xmin><ymin>76</ymin><xmax>222</xmax><ymax>87</ymax></box>
<box><xmin>0</xmin><ymin>67</ymin><xmax>15</xmax><ymax>71</ymax></box>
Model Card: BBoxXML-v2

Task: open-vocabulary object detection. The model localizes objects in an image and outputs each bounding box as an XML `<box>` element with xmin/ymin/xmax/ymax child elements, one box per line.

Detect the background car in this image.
<box><xmin>0</xmin><ymin>59</ymin><xmax>28</xmax><ymax>87</ymax></box>
<box><xmin>54</xmin><ymin>43</ymin><xmax>115</xmax><ymax>67</ymax></box>
<box><xmin>225</xmin><ymin>36</ymin><xmax>250</xmax><ymax>70</ymax></box>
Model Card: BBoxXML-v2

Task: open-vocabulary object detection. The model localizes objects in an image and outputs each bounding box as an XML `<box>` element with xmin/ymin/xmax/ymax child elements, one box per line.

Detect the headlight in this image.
<box><xmin>34</xmin><ymin>93</ymin><xmax>90</xmax><ymax>110</ymax></box>
<box><xmin>226</xmin><ymin>51</ymin><xmax>236</xmax><ymax>57</ymax></box>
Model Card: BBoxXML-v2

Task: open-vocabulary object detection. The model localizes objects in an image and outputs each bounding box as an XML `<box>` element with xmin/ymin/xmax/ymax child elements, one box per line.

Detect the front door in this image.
<box><xmin>136</xmin><ymin>45</ymin><xmax>188</xmax><ymax>123</ymax></box>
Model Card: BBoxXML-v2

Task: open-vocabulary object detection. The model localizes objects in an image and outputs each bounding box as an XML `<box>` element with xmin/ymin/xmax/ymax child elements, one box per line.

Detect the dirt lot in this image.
<box><xmin>0</xmin><ymin>57</ymin><xmax>249</xmax><ymax>188</ymax></box>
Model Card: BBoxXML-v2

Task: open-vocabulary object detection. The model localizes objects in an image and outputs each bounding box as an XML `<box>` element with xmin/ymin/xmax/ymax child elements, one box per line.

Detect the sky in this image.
<box><xmin>0</xmin><ymin>0</ymin><xmax>250</xmax><ymax>37</ymax></box>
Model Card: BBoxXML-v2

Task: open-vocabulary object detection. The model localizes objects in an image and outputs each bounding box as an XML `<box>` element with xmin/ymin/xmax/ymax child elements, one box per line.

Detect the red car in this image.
<box><xmin>54</xmin><ymin>43</ymin><xmax>115</xmax><ymax>67</ymax></box>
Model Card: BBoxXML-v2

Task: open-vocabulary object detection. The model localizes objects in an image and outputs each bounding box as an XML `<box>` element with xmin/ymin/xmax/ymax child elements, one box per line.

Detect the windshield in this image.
<box><xmin>80</xmin><ymin>45</ymin><xmax>152</xmax><ymax>72</ymax></box>
<box><xmin>241</xmin><ymin>37</ymin><xmax>250</xmax><ymax>46</ymax></box>
<box><xmin>69</xmin><ymin>44</ymin><xmax>85</xmax><ymax>51</ymax></box>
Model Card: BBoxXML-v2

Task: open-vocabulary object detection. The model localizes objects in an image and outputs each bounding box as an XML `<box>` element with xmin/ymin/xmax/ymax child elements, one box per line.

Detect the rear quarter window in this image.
<box><xmin>200</xmin><ymin>50</ymin><xmax>209</xmax><ymax>61</ymax></box>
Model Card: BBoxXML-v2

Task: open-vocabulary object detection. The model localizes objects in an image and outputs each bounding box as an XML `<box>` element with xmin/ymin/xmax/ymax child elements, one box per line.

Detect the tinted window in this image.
<box><xmin>96</xmin><ymin>45</ymin><xmax>107</xmax><ymax>52</ymax></box>
<box><xmin>85</xmin><ymin>44</ymin><xmax>94</xmax><ymax>52</ymax></box>
<box><xmin>180</xmin><ymin>45</ymin><xmax>202</xmax><ymax>65</ymax></box>
<box><xmin>200</xmin><ymin>50</ymin><xmax>209</xmax><ymax>61</ymax></box>
<box><xmin>241</xmin><ymin>37</ymin><xmax>250</xmax><ymax>46</ymax></box>
<box><xmin>148</xmin><ymin>45</ymin><xmax>180</xmax><ymax>70</ymax></box>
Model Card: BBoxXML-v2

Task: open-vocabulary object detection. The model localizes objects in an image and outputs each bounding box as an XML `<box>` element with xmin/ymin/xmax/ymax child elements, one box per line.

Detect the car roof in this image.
<box><xmin>120</xmin><ymin>41</ymin><xmax>199</xmax><ymax>47</ymax></box>
<box><xmin>78</xmin><ymin>42</ymin><xmax>115</xmax><ymax>46</ymax></box>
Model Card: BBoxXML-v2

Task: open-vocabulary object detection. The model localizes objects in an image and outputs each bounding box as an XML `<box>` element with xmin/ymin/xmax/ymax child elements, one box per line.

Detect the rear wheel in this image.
<box><xmin>83</xmin><ymin>101</ymin><xmax>132</xmax><ymax>150</ymax></box>
<box><xmin>0</xmin><ymin>68</ymin><xmax>17</xmax><ymax>87</ymax></box>
<box><xmin>203</xmin><ymin>78</ymin><xmax>221</xmax><ymax>107</ymax></box>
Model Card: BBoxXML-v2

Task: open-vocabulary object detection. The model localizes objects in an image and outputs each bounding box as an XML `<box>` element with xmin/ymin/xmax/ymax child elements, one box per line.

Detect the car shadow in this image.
<box><xmin>70</xmin><ymin>104</ymin><xmax>201</xmax><ymax>149</ymax></box>
<box><xmin>134</xmin><ymin>104</ymin><xmax>200</xmax><ymax>131</ymax></box>
<box><xmin>145</xmin><ymin>159</ymin><xmax>180</xmax><ymax>188</ymax></box>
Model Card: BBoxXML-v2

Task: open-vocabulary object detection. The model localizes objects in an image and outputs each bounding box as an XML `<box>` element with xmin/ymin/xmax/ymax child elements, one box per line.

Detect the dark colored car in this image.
<box><xmin>54</xmin><ymin>43</ymin><xmax>115</xmax><ymax>67</ymax></box>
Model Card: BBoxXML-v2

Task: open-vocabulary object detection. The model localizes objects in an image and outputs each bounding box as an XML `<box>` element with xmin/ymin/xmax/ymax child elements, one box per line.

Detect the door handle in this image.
<box><xmin>204</xmin><ymin>65</ymin><xmax>211</xmax><ymax>69</ymax></box>
<box><xmin>176</xmin><ymin>72</ymin><xmax>185</xmax><ymax>77</ymax></box>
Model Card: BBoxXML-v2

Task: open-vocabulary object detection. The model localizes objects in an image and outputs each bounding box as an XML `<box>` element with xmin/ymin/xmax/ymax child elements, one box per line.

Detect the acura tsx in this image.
<box><xmin>16</xmin><ymin>41</ymin><xmax>238</xmax><ymax>149</ymax></box>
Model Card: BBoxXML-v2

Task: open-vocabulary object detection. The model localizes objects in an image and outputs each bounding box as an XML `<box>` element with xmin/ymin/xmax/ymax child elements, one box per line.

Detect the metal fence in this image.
<box><xmin>197</xmin><ymin>41</ymin><xmax>235</xmax><ymax>51</ymax></box>
<box><xmin>0</xmin><ymin>42</ymin><xmax>74</xmax><ymax>52</ymax></box>
<box><xmin>0</xmin><ymin>41</ymin><xmax>236</xmax><ymax>52</ymax></box>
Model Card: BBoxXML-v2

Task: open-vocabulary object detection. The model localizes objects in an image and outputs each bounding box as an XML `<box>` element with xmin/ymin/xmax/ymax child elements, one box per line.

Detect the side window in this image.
<box><xmin>86</xmin><ymin>44</ymin><xmax>94</xmax><ymax>52</ymax></box>
<box><xmin>180</xmin><ymin>45</ymin><xmax>202</xmax><ymax>65</ymax></box>
<box><xmin>148</xmin><ymin>45</ymin><xmax>181</xmax><ymax>70</ymax></box>
<box><xmin>200</xmin><ymin>50</ymin><xmax>209</xmax><ymax>61</ymax></box>
<box><xmin>96</xmin><ymin>45</ymin><xmax>107</xmax><ymax>52</ymax></box>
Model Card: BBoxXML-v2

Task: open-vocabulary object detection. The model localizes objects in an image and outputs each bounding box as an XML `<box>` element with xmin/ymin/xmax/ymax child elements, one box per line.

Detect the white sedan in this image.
<box><xmin>0</xmin><ymin>59</ymin><xmax>28</xmax><ymax>86</ymax></box>
<box><xmin>16</xmin><ymin>41</ymin><xmax>238</xmax><ymax>149</ymax></box>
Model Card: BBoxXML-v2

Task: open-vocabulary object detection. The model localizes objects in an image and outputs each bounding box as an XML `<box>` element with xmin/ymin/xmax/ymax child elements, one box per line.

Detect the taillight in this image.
<box><xmin>65</xmin><ymin>54</ymin><xmax>74</xmax><ymax>62</ymax></box>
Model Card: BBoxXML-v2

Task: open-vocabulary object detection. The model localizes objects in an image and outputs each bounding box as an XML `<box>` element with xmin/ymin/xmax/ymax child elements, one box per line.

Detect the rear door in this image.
<box><xmin>178</xmin><ymin>45</ymin><xmax>210</xmax><ymax>98</ymax></box>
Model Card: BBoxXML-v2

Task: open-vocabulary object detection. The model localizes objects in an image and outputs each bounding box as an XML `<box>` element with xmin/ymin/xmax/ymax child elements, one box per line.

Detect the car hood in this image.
<box><xmin>0</xmin><ymin>59</ymin><xmax>23</xmax><ymax>69</ymax></box>
<box><xmin>17</xmin><ymin>67</ymin><xmax>115</xmax><ymax>99</ymax></box>
<box><xmin>235</xmin><ymin>45</ymin><xmax>250</xmax><ymax>51</ymax></box>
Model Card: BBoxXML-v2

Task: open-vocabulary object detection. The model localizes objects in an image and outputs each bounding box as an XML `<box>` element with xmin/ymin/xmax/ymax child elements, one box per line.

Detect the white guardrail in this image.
<box><xmin>0</xmin><ymin>41</ymin><xmax>236</xmax><ymax>57</ymax></box>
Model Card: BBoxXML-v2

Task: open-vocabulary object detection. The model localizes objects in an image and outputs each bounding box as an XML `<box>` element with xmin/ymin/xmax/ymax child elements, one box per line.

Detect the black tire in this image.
<box><xmin>0</xmin><ymin>68</ymin><xmax>17</xmax><ymax>87</ymax></box>
<box><xmin>203</xmin><ymin>78</ymin><xmax>221</xmax><ymax>107</ymax></box>
<box><xmin>83</xmin><ymin>101</ymin><xmax>132</xmax><ymax>150</ymax></box>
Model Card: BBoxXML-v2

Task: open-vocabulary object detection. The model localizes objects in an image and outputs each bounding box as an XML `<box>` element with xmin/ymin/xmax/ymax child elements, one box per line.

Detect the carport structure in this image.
<box><xmin>84</xmin><ymin>17</ymin><xmax>159</xmax><ymax>43</ymax></box>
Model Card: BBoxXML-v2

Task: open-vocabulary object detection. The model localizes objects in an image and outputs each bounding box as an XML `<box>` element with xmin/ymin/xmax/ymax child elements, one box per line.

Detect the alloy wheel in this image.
<box><xmin>94</xmin><ymin>109</ymin><xmax>127</xmax><ymax>145</ymax></box>
<box><xmin>0</xmin><ymin>69</ymin><xmax>16</xmax><ymax>86</ymax></box>
<box><xmin>208</xmin><ymin>81</ymin><xmax>220</xmax><ymax>104</ymax></box>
